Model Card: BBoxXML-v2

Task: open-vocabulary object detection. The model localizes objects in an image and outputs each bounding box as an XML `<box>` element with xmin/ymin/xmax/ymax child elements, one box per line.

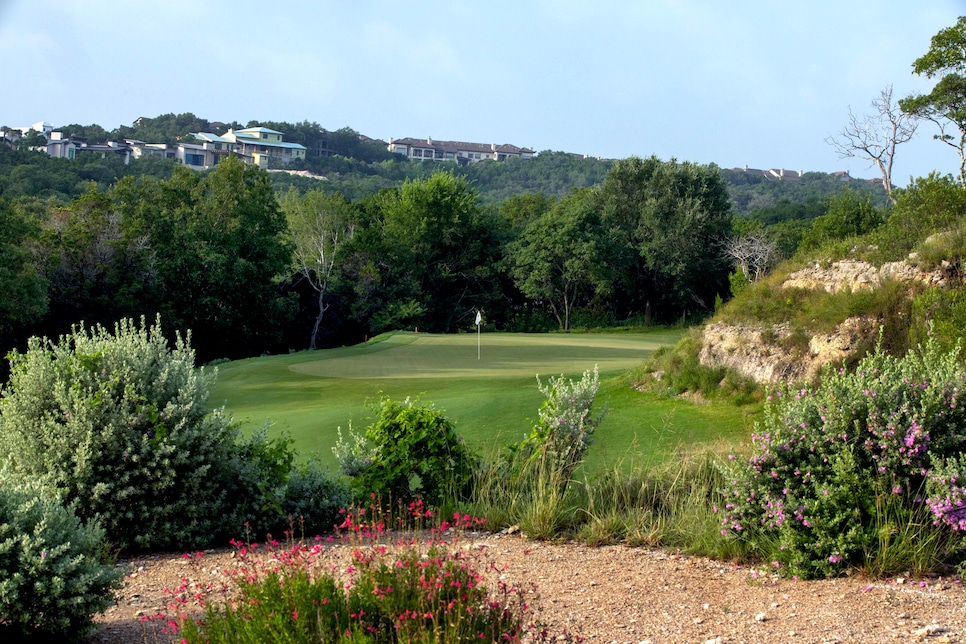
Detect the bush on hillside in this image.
<box><xmin>911</xmin><ymin>287</ymin><xmax>966</xmax><ymax>353</ymax></box>
<box><xmin>799</xmin><ymin>188</ymin><xmax>883</xmax><ymax>252</ymax></box>
<box><xmin>720</xmin><ymin>337</ymin><xmax>966</xmax><ymax>578</ymax></box>
<box><xmin>0</xmin><ymin>317</ymin><xmax>347</xmax><ymax>550</ymax></box>
<box><xmin>869</xmin><ymin>173</ymin><xmax>966</xmax><ymax>263</ymax></box>
<box><xmin>0</xmin><ymin>467</ymin><xmax>123</xmax><ymax>640</ymax></box>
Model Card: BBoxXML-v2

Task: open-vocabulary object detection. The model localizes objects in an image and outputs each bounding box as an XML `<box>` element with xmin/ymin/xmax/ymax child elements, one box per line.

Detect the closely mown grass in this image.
<box><xmin>210</xmin><ymin>330</ymin><xmax>754</xmax><ymax>475</ymax></box>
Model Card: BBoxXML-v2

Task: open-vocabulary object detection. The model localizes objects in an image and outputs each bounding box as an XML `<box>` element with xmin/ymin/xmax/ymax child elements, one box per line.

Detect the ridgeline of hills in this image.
<box><xmin>2</xmin><ymin>113</ymin><xmax>889</xmax><ymax>218</ymax></box>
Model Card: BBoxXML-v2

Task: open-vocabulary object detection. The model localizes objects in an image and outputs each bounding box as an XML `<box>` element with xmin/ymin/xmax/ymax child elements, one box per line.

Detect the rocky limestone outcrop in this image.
<box><xmin>783</xmin><ymin>259</ymin><xmax>956</xmax><ymax>293</ymax></box>
<box><xmin>697</xmin><ymin>253</ymin><xmax>964</xmax><ymax>385</ymax></box>
<box><xmin>700</xmin><ymin>317</ymin><xmax>872</xmax><ymax>384</ymax></box>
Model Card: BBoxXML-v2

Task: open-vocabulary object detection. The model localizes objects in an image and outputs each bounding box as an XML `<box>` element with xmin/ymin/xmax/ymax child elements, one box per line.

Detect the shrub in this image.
<box><xmin>911</xmin><ymin>287</ymin><xmax>966</xmax><ymax>353</ymax></box>
<box><xmin>0</xmin><ymin>317</ymin><xmax>237</xmax><ymax>550</ymax></box>
<box><xmin>799</xmin><ymin>188</ymin><xmax>883</xmax><ymax>252</ymax></box>
<box><xmin>470</xmin><ymin>368</ymin><xmax>606</xmax><ymax>538</ymax></box>
<box><xmin>168</xmin><ymin>506</ymin><xmax>579</xmax><ymax>644</ymax></box>
<box><xmin>719</xmin><ymin>338</ymin><xmax>966</xmax><ymax>578</ymax></box>
<box><xmin>0</xmin><ymin>317</ymin><xmax>338</xmax><ymax>551</ymax></box>
<box><xmin>279</xmin><ymin>459</ymin><xmax>353</xmax><ymax>537</ymax></box>
<box><xmin>0</xmin><ymin>467</ymin><xmax>123</xmax><ymax>640</ymax></box>
<box><xmin>337</xmin><ymin>397</ymin><xmax>476</xmax><ymax>507</ymax></box>
<box><xmin>869</xmin><ymin>173</ymin><xmax>966</xmax><ymax>263</ymax></box>
<box><xmin>216</xmin><ymin>425</ymin><xmax>295</xmax><ymax>539</ymax></box>
<box><xmin>510</xmin><ymin>367</ymin><xmax>607</xmax><ymax>490</ymax></box>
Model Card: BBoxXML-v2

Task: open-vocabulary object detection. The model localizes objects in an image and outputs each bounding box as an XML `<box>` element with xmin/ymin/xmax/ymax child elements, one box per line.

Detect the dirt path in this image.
<box><xmin>88</xmin><ymin>534</ymin><xmax>966</xmax><ymax>643</ymax></box>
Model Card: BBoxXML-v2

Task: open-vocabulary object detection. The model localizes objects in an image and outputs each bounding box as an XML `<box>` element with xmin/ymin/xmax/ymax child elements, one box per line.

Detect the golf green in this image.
<box><xmin>210</xmin><ymin>330</ymin><xmax>755</xmax><ymax>472</ymax></box>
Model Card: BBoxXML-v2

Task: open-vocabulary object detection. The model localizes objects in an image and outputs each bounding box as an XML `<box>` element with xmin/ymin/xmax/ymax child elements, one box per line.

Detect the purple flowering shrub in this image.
<box><xmin>720</xmin><ymin>338</ymin><xmax>966</xmax><ymax>578</ymax></box>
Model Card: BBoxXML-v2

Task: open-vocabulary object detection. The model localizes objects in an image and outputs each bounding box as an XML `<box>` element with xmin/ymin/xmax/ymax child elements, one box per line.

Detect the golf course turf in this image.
<box><xmin>210</xmin><ymin>330</ymin><xmax>756</xmax><ymax>473</ymax></box>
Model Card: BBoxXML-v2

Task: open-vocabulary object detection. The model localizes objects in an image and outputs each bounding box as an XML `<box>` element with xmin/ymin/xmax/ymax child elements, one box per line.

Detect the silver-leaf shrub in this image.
<box><xmin>0</xmin><ymin>467</ymin><xmax>123</xmax><ymax>640</ymax></box>
<box><xmin>1</xmin><ymin>317</ymin><xmax>243</xmax><ymax>550</ymax></box>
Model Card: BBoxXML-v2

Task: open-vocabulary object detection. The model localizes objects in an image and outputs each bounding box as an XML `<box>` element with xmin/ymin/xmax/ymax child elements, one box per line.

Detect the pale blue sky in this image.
<box><xmin>1</xmin><ymin>1</ymin><xmax>963</xmax><ymax>185</ymax></box>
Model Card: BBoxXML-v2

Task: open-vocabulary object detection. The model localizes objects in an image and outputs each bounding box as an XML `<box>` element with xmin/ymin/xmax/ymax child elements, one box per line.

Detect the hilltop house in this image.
<box><xmin>212</xmin><ymin>127</ymin><xmax>307</xmax><ymax>167</ymax></box>
<box><xmin>733</xmin><ymin>166</ymin><xmax>805</xmax><ymax>180</ymax></box>
<box><xmin>387</xmin><ymin>137</ymin><xmax>534</xmax><ymax>164</ymax></box>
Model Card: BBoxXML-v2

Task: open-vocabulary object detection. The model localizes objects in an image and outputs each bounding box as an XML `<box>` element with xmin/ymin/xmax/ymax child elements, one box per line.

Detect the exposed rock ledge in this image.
<box><xmin>699</xmin><ymin>317</ymin><xmax>872</xmax><ymax>384</ymax></box>
<box><xmin>782</xmin><ymin>259</ymin><xmax>955</xmax><ymax>292</ymax></box>
<box><xmin>698</xmin><ymin>257</ymin><xmax>961</xmax><ymax>385</ymax></box>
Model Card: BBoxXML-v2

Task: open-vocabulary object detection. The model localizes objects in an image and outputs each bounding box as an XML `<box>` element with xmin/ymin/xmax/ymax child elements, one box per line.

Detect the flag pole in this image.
<box><xmin>475</xmin><ymin>310</ymin><xmax>482</xmax><ymax>360</ymax></box>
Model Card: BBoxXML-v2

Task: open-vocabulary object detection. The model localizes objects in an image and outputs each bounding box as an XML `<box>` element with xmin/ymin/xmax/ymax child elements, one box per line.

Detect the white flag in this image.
<box><xmin>475</xmin><ymin>311</ymin><xmax>482</xmax><ymax>326</ymax></box>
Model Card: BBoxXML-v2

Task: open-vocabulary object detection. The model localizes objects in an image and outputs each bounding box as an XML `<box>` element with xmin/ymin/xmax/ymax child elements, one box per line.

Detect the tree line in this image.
<box><xmin>0</xmin><ymin>154</ymin><xmax>737</xmax><ymax>365</ymax></box>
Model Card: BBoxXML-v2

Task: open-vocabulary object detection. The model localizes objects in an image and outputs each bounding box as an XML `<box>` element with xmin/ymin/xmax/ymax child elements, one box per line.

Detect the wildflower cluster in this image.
<box><xmin>720</xmin><ymin>339</ymin><xmax>966</xmax><ymax>578</ymax></box>
<box><xmin>158</xmin><ymin>498</ymin><xmax>579</xmax><ymax>643</ymax></box>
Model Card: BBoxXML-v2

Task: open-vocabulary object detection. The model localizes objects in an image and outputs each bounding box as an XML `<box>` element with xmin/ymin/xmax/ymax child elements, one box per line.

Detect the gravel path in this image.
<box><xmin>88</xmin><ymin>533</ymin><xmax>966</xmax><ymax>643</ymax></box>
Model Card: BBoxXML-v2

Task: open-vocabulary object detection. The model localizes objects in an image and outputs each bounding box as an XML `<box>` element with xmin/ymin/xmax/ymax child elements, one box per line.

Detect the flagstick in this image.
<box><xmin>477</xmin><ymin>319</ymin><xmax>481</xmax><ymax>360</ymax></box>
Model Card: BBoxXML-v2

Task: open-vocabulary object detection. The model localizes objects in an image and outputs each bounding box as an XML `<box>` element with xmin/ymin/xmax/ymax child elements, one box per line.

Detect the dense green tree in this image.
<box><xmin>900</xmin><ymin>16</ymin><xmax>966</xmax><ymax>186</ymax></box>
<box><xmin>33</xmin><ymin>189</ymin><xmax>157</xmax><ymax>340</ymax></box>
<box><xmin>326</xmin><ymin>126</ymin><xmax>394</xmax><ymax>162</ymax></box>
<box><xmin>15</xmin><ymin>129</ymin><xmax>47</xmax><ymax>152</ymax></box>
<box><xmin>505</xmin><ymin>188</ymin><xmax>608</xmax><ymax>331</ymax></box>
<box><xmin>800</xmin><ymin>188</ymin><xmax>884</xmax><ymax>251</ymax></box>
<box><xmin>598</xmin><ymin>157</ymin><xmax>733</xmax><ymax>323</ymax></box>
<box><xmin>120</xmin><ymin>156</ymin><xmax>295</xmax><ymax>361</ymax></box>
<box><xmin>0</xmin><ymin>145</ymin><xmax>174</xmax><ymax>202</ymax></box>
<box><xmin>116</xmin><ymin>112</ymin><xmax>212</xmax><ymax>144</ymax></box>
<box><xmin>498</xmin><ymin>191</ymin><xmax>556</xmax><ymax>230</ymax></box>
<box><xmin>0</xmin><ymin>199</ymin><xmax>48</xmax><ymax>350</ymax></box>
<box><xmin>340</xmin><ymin>172</ymin><xmax>505</xmax><ymax>334</ymax></box>
<box><xmin>56</xmin><ymin>123</ymin><xmax>111</xmax><ymax>144</ymax></box>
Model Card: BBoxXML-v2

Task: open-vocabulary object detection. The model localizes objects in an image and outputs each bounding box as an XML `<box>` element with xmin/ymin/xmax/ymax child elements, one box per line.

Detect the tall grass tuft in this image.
<box><xmin>575</xmin><ymin>449</ymin><xmax>753</xmax><ymax>561</ymax></box>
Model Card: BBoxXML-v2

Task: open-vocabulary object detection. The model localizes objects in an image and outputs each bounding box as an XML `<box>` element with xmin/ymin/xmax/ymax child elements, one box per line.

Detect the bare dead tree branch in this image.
<box><xmin>826</xmin><ymin>85</ymin><xmax>919</xmax><ymax>204</ymax></box>
<box><xmin>722</xmin><ymin>231</ymin><xmax>778</xmax><ymax>282</ymax></box>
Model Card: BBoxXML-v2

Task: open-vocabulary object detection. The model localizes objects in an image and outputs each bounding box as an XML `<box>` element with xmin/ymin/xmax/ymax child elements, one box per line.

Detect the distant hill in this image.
<box><xmin>5</xmin><ymin>112</ymin><xmax>889</xmax><ymax>217</ymax></box>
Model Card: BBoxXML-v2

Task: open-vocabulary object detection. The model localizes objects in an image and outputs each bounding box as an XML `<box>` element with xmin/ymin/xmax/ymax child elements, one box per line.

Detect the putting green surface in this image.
<box><xmin>287</xmin><ymin>332</ymin><xmax>673</xmax><ymax>378</ymax></box>
<box><xmin>211</xmin><ymin>330</ymin><xmax>755</xmax><ymax>473</ymax></box>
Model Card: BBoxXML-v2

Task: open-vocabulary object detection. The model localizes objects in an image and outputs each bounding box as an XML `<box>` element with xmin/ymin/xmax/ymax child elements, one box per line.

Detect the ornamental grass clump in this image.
<box><xmin>0</xmin><ymin>467</ymin><xmax>123</xmax><ymax>641</ymax></box>
<box><xmin>720</xmin><ymin>337</ymin><xmax>966</xmax><ymax>578</ymax></box>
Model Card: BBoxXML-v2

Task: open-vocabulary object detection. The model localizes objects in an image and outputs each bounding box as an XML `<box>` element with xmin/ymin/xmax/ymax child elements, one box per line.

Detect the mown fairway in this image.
<box><xmin>211</xmin><ymin>331</ymin><xmax>756</xmax><ymax>473</ymax></box>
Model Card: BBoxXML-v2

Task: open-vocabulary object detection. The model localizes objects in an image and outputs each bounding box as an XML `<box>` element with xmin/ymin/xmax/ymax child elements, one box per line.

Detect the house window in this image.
<box><xmin>413</xmin><ymin>149</ymin><xmax>422</xmax><ymax>157</ymax></box>
<box><xmin>185</xmin><ymin>153</ymin><xmax>204</xmax><ymax>166</ymax></box>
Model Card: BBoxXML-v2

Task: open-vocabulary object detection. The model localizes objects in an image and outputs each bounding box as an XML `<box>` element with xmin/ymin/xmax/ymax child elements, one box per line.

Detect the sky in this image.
<box><xmin>1</xmin><ymin>1</ymin><xmax>964</xmax><ymax>185</ymax></box>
